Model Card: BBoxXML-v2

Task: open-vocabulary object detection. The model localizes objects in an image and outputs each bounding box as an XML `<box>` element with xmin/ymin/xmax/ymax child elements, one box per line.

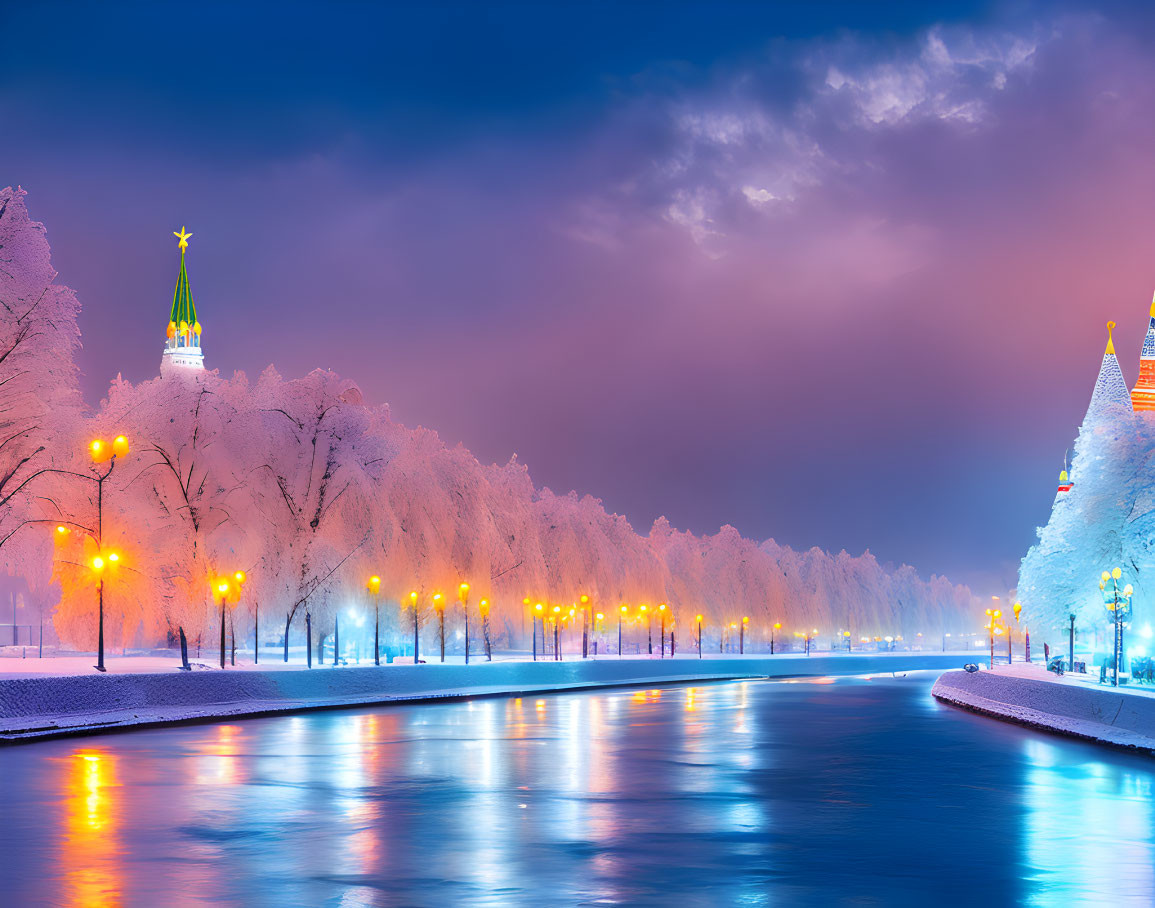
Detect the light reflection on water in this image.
<box><xmin>0</xmin><ymin>673</ymin><xmax>1153</xmax><ymax>906</ymax></box>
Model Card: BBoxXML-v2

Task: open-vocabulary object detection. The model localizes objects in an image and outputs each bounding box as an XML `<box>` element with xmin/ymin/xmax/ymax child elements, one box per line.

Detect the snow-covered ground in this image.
<box><xmin>932</xmin><ymin>662</ymin><xmax>1155</xmax><ymax>753</ymax></box>
<box><xmin>0</xmin><ymin>651</ymin><xmax>969</xmax><ymax>742</ymax></box>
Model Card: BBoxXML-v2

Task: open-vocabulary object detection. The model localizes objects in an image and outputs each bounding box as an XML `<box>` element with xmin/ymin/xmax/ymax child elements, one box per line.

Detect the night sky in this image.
<box><xmin>5</xmin><ymin>1</ymin><xmax>1155</xmax><ymax>593</ymax></box>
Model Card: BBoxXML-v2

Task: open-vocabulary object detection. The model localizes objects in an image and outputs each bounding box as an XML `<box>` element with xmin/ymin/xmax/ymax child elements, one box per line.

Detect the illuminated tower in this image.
<box><xmin>1131</xmin><ymin>292</ymin><xmax>1155</xmax><ymax>412</ymax></box>
<box><xmin>1083</xmin><ymin>320</ymin><xmax>1132</xmax><ymax>424</ymax></box>
<box><xmin>161</xmin><ymin>226</ymin><xmax>204</xmax><ymax>373</ymax></box>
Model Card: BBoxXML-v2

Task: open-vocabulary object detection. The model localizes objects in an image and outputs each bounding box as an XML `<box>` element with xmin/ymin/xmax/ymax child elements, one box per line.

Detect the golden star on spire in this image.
<box><xmin>174</xmin><ymin>226</ymin><xmax>192</xmax><ymax>251</ymax></box>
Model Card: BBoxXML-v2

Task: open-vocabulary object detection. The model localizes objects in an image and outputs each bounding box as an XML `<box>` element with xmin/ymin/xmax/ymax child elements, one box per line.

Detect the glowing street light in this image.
<box><xmin>409</xmin><ymin>590</ymin><xmax>420</xmax><ymax>664</ymax></box>
<box><xmin>1099</xmin><ymin>568</ymin><xmax>1133</xmax><ymax>686</ymax></box>
<box><xmin>619</xmin><ymin>604</ymin><xmax>628</xmax><ymax>659</ymax></box>
<box><xmin>366</xmin><ymin>575</ymin><xmax>382</xmax><ymax>666</ymax></box>
<box><xmin>214</xmin><ymin>571</ymin><xmax>245</xmax><ymax>669</ymax></box>
<box><xmin>87</xmin><ymin>434</ymin><xmax>130</xmax><ymax>672</ymax></box>
<box><xmin>640</xmin><ymin>604</ymin><xmax>652</xmax><ymax>656</ymax></box>
<box><xmin>479</xmin><ymin>598</ymin><xmax>492</xmax><ymax>661</ymax></box>
<box><xmin>552</xmin><ymin>604</ymin><xmax>562</xmax><ymax>661</ymax></box>
<box><xmin>580</xmin><ymin>594</ymin><xmax>591</xmax><ymax>658</ymax></box>
<box><xmin>740</xmin><ymin>616</ymin><xmax>749</xmax><ymax>655</ymax></box>
<box><xmin>433</xmin><ymin>592</ymin><xmax>446</xmax><ymax>663</ymax></box>
<box><xmin>771</xmin><ymin>621</ymin><xmax>781</xmax><ymax>655</ymax></box>
<box><xmin>985</xmin><ymin>601</ymin><xmax>1004</xmax><ymax>670</ymax></box>
<box><xmin>659</xmin><ymin>603</ymin><xmax>668</xmax><ymax>658</ymax></box>
<box><xmin>534</xmin><ymin>601</ymin><xmax>544</xmax><ymax>661</ymax></box>
<box><xmin>459</xmin><ymin>582</ymin><xmax>471</xmax><ymax>664</ymax></box>
<box><xmin>696</xmin><ymin>614</ymin><xmax>704</xmax><ymax>660</ymax></box>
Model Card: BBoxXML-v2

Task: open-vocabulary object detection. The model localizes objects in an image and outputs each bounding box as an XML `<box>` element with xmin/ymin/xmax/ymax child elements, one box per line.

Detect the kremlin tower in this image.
<box><xmin>1083</xmin><ymin>320</ymin><xmax>1132</xmax><ymax>423</ymax></box>
<box><xmin>161</xmin><ymin>226</ymin><xmax>204</xmax><ymax>374</ymax></box>
<box><xmin>1131</xmin><ymin>293</ymin><xmax>1155</xmax><ymax>411</ymax></box>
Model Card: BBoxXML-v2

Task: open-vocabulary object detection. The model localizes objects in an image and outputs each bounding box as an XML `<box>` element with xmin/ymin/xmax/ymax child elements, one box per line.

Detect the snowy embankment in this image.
<box><xmin>0</xmin><ymin>652</ymin><xmax>966</xmax><ymax>743</ymax></box>
<box><xmin>932</xmin><ymin>665</ymin><xmax>1155</xmax><ymax>754</ymax></box>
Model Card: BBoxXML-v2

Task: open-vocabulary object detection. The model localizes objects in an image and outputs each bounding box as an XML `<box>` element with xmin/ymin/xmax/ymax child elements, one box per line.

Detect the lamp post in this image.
<box><xmin>985</xmin><ymin>606</ymin><xmax>1003</xmax><ymax>670</ymax></box>
<box><xmin>408</xmin><ymin>590</ymin><xmax>420</xmax><ymax>663</ymax></box>
<box><xmin>530</xmin><ymin>601</ymin><xmax>542</xmax><ymax>661</ymax></box>
<box><xmin>1099</xmin><ymin>568</ymin><xmax>1133</xmax><ymax>687</ymax></box>
<box><xmin>1011</xmin><ymin>601</ymin><xmax>1022</xmax><ymax>664</ymax></box>
<box><xmin>480</xmin><ymin>598</ymin><xmax>492</xmax><ymax>661</ymax></box>
<box><xmin>552</xmin><ymin>605</ymin><xmax>561</xmax><ymax>660</ymax></box>
<box><xmin>459</xmin><ymin>582</ymin><xmax>471</xmax><ymax>665</ymax></box>
<box><xmin>843</xmin><ymin>630</ymin><xmax>851</xmax><ymax>653</ymax></box>
<box><xmin>740</xmin><ymin>616</ymin><xmax>748</xmax><ymax>655</ymax></box>
<box><xmin>594</xmin><ymin>612</ymin><xmax>605</xmax><ymax>656</ymax></box>
<box><xmin>619</xmin><ymin>604</ymin><xmax>628</xmax><ymax>658</ymax></box>
<box><xmin>642</xmin><ymin>604</ymin><xmax>652</xmax><ymax>655</ymax></box>
<box><xmin>696</xmin><ymin>614</ymin><xmax>703</xmax><ymax>659</ymax></box>
<box><xmin>367</xmin><ymin>575</ymin><xmax>381</xmax><ymax>666</ymax></box>
<box><xmin>942</xmin><ymin>632</ymin><xmax>950</xmax><ymax>653</ymax></box>
<box><xmin>433</xmin><ymin>592</ymin><xmax>445</xmax><ymax>662</ymax></box>
<box><xmin>771</xmin><ymin>622</ymin><xmax>780</xmax><ymax>655</ymax></box>
<box><xmin>1069</xmin><ymin>613</ymin><xmax>1076</xmax><ymax>672</ymax></box>
<box><xmin>659</xmin><ymin>603</ymin><xmax>668</xmax><ymax>657</ymax></box>
<box><xmin>580</xmin><ymin>594</ymin><xmax>590</xmax><ymax>658</ymax></box>
<box><xmin>86</xmin><ymin>434</ymin><xmax>130</xmax><ymax>672</ymax></box>
<box><xmin>214</xmin><ymin>572</ymin><xmax>245</xmax><ymax>669</ymax></box>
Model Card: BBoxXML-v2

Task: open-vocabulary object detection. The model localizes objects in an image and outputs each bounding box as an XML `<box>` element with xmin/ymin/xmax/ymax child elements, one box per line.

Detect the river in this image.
<box><xmin>1</xmin><ymin>671</ymin><xmax>1152</xmax><ymax>906</ymax></box>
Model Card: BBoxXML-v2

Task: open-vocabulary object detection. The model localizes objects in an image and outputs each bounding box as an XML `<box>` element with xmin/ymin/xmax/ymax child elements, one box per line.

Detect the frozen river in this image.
<box><xmin>2</xmin><ymin>671</ymin><xmax>1153</xmax><ymax>906</ymax></box>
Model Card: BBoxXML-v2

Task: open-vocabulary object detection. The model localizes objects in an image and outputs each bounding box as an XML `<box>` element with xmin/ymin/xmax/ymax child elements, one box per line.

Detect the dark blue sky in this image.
<box><xmin>5</xmin><ymin>0</ymin><xmax>1155</xmax><ymax>593</ymax></box>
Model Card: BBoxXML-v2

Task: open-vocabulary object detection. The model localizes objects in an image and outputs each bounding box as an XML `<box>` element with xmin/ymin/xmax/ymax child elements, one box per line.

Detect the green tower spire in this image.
<box><xmin>166</xmin><ymin>226</ymin><xmax>200</xmax><ymax>338</ymax></box>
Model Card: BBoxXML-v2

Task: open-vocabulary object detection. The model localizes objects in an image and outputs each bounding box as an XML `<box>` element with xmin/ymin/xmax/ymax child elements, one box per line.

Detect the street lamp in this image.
<box><xmin>367</xmin><ymin>575</ymin><xmax>381</xmax><ymax>666</ymax></box>
<box><xmin>594</xmin><ymin>611</ymin><xmax>605</xmax><ymax>656</ymax></box>
<box><xmin>696</xmin><ymin>614</ymin><xmax>703</xmax><ymax>659</ymax></box>
<box><xmin>1099</xmin><ymin>568</ymin><xmax>1133</xmax><ymax>687</ymax></box>
<box><xmin>214</xmin><ymin>572</ymin><xmax>245</xmax><ymax>669</ymax></box>
<box><xmin>619</xmin><ymin>604</ymin><xmax>628</xmax><ymax>658</ymax></box>
<box><xmin>88</xmin><ymin>434</ymin><xmax>130</xmax><ymax>672</ymax></box>
<box><xmin>641</xmin><ymin>604</ymin><xmax>652</xmax><ymax>655</ymax></box>
<box><xmin>1011</xmin><ymin>601</ymin><xmax>1022</xmax><ymax>664</ymax></box>
<box><xmin>433</xmin><ymin>592</ymin><xmax>445</xmax><ymax>662</ymax></box>
<box><xmin>409</xmin><ymin>590</ymin><xmax>419</xmax><ymax>664</ymax></box>
<box><xmin>984</xmin><ymin>606</ymin><xmax>1003</xmax><ymax>670</ymax></box>
<box><xmin>480</xmin><ymin>598</ymin><xmax>492</xmax><ymax>661</ymax></box>
<box><xmin>842</xmin><ymin>629</ymin><xmax>851</xmax><ymax>653</ymax></box>
<box><xmin>771</xmin><ymin>621</ymin><xmax>781</xmax><ymax>655</ymax></box>
<box><xmin>659</xmin><ymin>603</ymin><xmax>668</xmax><ymax>658</ymax></box>
<box><xmin>580</xmin><ymin>594</ymin><xmax>590</xmax><ymax>658</ymax></box>
<box><xmin>552</xmin><ymin>605</ymin><xmax>562</xmax><ymax>660</ymax></box>
<box><xmin>740</xmin><ymin>616</ymin><xmax>748</xmax><ymax>655</ymax></box>
<box><xmin>459</xmin><ymin>582</ymin><xmax>471</xmax><ymax>664</ymax></box>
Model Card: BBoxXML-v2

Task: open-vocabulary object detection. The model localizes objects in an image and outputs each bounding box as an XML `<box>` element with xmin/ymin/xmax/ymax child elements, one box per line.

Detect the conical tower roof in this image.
<box><xmin>167</xmin><ymin>226</ymin><xmax>199</xmax><ymax>335</ymax></box>
<box><xmin>1085</xmin><ymin>320</ymin><xmax>1132</xmax><ymax>424</ymax></box>
<box><xmin>1131</xmin><ymin>292</ymin><xmax>1155</xmax><ymax>412</ymax></box>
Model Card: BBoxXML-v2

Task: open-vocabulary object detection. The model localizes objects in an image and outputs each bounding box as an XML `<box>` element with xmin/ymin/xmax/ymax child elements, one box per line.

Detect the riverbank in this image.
<box><xmin>0</xmin><ymin>652</ymin><xmax>968</xmax><ymax>743</ymax></box>
<box><xmin>932</xmin><ymin>663</ymin><xmax>1155</xmax><ymax>754</ymax></box>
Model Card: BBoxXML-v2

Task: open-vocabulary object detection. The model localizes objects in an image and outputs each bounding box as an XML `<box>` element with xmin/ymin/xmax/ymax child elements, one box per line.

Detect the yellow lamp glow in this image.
<box><xmin>659</xmin><ymin>603</ymin><xmax>667</xmax><ymax>612</ymax></box>
<box><xmin>480</xmin><ymin>598</ymin><xmax>489</xmax><ymax>614</ymax></box>
<box><xmin>774</xmin><ymin>622</ymin><xmax>781</xmax><ymax>630</ymax></box>
<box><xmin>535</xmin><ymin>602</ymin><xmax>543</xmax><ymax>612</ymax></box>
<box><xmin>55</xmin><ymin>525</ymin><xmax>68</xmax><ymax>535</ymax></box>
<box><xmin>1113</xmin><ymin>567</ymin><xmax>1123</xmax><ymax>580</ymax></box>
<box><xmin>112</xmin><ymin>435</ymin><xmax>129</xmax><ymax>457</ymax></box>
<box><xmin>620</xmin><ymin>604</ymin><xmax>628</xmax><ymax>614</ymax></box>
<box><xmin>92</xmin><ymin>556</ymin><xmax>105</xmax><ymax>571</ymax></box>
<box><xmin>742</xmin><ymin>616</ymin><xmax>749</xmax><ymax>624</ymax></box>
<box><xmin>596</xmin><ymin>612</ymin><xmax>605</xmax><ymax>621</ymax></box>
<box><xmin>695</xmin><ymin>614</ymin><xmax>703</xmax><ymax>622</ymax></box>
<box><xmin>107</xmin><ymin>552</ymin><xmax>119</xmax><ymax>563</ymax></box>
<box><xmin>234</xmin><ymin>571</ymin><xmax>246</xmax><ymax>584</ymax></box>
<box><xmin>580</xmin><ymin>594</ymin><xmax>589</xmax><ymax>604</ymax></box>
<box><xmin>89</xmin><ymin>439</ymin><xmax>106</xmax><ymax>462</ymax></box>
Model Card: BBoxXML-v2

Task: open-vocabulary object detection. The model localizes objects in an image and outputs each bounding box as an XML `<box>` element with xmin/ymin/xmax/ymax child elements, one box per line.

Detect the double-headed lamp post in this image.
<box><xmin>214</xmin><ymin>571</ymin><xmax>246</xmax><ymax>669</ymax></box>
<box><xmin>984</xmin><ymin>606</ymin><xmax>1003</xmax><ymax>670</ymax></box>
<box><xmin>1099</xmin><ymin>568</ymin><xmax>1133</xmax><ymax>687</ymax></box>
<box><xmin>88</xmin><ymin>434</ymin><xmax>130</xmax><ymax>672</ymax></box>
